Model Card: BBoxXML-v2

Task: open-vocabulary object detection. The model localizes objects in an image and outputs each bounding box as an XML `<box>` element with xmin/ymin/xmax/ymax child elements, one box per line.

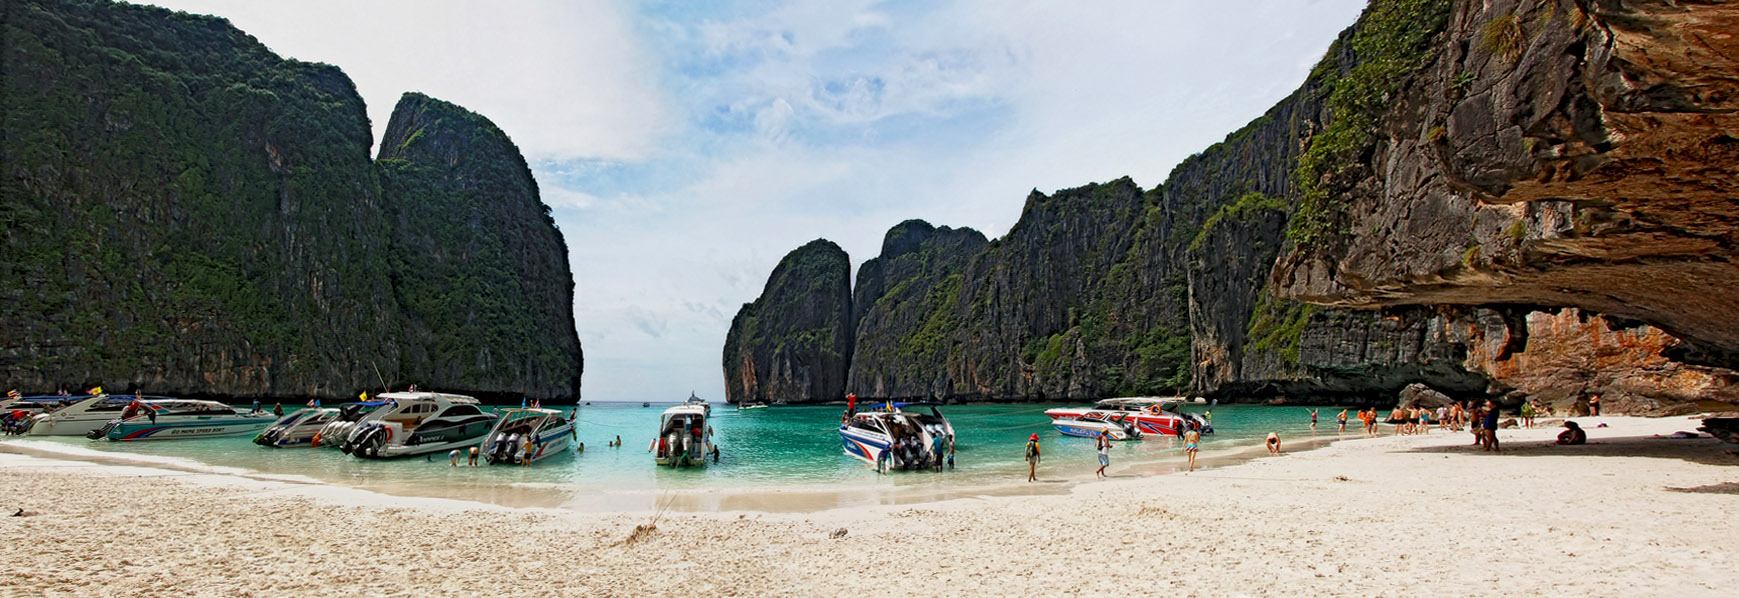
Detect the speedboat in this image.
<box><xmin>839</xmin><ymin>402</ymin><xmax>954</xmax><ymax>470</ymax></box>
<box><xmin>652</xmin><ymin>394</ymin><xmax>713</xmax><ymax>467</ymax></box>
<box><xmin>340</xmin><ymin>392</ymin><xmax>498</xmax><ymax>459</ymax></box>
<box><xmin>93</xmin><ymin>399</ymin><xmax>277</xmax><ymax>441</ymax></box>
<box><xmin>1044</xmin><ymin>397</ymin><xmax>1211</xmax><ymax>437</ymax></box>
<box><xmin>737</xmin><ymin>400</ymin><xmax>768</xmax><ymax>410</ymax></box>
<box><xmin>479</xmin><ymin>408</ymin><xmax>575</xmax><ymax>465</ymax></box>
<box><xmin>254</xmin><ymin>408</ymin><xmax>340</xmax><ymax>447</ymax></box>
<box><xmin>17</xmin><ymin>394</ymin><xmax>140</xmax><ymax>436</ymax></box>
<box><xmin>312</xmin><ymin>400</ymin><xmax>393</xmax><ymax>448</ymax></box>
<box><xmin>1051</xmin><ymin>413</ymin><xmax>1141</xmax><ymax>440</ymax></box>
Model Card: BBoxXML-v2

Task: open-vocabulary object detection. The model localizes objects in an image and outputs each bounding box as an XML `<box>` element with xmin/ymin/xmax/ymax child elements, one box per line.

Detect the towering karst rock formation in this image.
<box><xmin>0</xmin><ymin>0</ymin><xmax>582</xmax><ymax>400</ymax></box>
<box><xmin>723</xmin><ymin>0</ymin><xmax>1739</xmax><ymax>411</ymax></box>
<box><xmin>722</xmin><ymin>240</ymin><xmax>852</xmax><ymax>404</ymax></box>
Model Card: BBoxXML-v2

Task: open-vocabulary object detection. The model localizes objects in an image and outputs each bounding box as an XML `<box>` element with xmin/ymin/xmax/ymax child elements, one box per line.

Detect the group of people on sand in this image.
<box><xmin>1025</xmin><ymin>419</ymin><xmax>1206</xmax><ymax>483</ymax></box>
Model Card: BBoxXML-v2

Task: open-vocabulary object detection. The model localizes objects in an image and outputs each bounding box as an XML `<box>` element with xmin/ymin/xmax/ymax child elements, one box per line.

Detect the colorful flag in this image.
<box><xmin>88</xmin><ymin>386</ymin><xmax>103</xmax><ymax>395</ymax></box>
<box><xmin>359</xmin><ymin>391</ymin><xmax>369</xmax><ymax>402</ymax></box>
<box><xmin>6</xmin><ymin>389</ymin><xmax>18</xmax><ymax>398</ymax></box>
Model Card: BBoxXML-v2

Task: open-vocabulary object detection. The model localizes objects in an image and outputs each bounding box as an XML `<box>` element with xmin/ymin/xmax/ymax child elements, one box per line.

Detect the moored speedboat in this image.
<box><xmin>737</xmin><ymin>400</ymin><xmax>768</xmax><ymax>410</ymax></box>
<box><xmin>1051</xmin><ymin>413</ymin><xmax>1141</xmax><ymax>440</ymax></box>
<box><xmin>254</xmin><ymin>408</ymin><xmax>340</xmax><ymax>447</ymax></box>
<box><xmin>839</xmin><ymin>402</ymin><xmax>953</xmax><ymax>471</ymax></box>
<box><xmin>341</xmin><ymin>392</ymin><xmax>498</xmax><ymax>459</ymax></box>
<box><xmin>21</xmin><ymin>394</ymin><xmax>150</xmax><ymax>437</ymax></box>
<box><xmin>652</xmin><ymin>394</ymin><xmax>713</xmax><ymax>467</ymax></box>
<box><xmin>94</xmin><ymin>399</ymin><xmax>277</xmax><ymax>441</ymax></box>
<box><xmin>1044</xmin><ymin>398</ymin><xmax>1211</xmax><ymax>437</ymax></box>
<box><xmin>479</xmin><ymin>408</ymin><xmax>575</xmax><ymax>465</ymax></box>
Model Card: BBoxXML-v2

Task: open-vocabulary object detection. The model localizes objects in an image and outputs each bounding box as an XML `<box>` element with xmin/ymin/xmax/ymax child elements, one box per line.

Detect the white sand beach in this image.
<box><xmin>3</xmin><ymin>415</ymin><xmax>1735</xmax><ymax>597</ymax></box>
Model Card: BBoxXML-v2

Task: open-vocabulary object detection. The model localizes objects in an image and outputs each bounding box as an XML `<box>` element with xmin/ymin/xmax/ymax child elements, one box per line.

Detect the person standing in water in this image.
<box><xmin>1305</xmin><ymin>408</ymin><xmax>1319</xmax><ymax>430</ymax></box>
<box><xmin>1184</xmin><ymin>425</ymin><xmax>1202</xmax><ymax>472</ymax></box>
<box><xmin>1336</xmin><ymin>409</ymin><xmax>1348</xmax><ymax>433</ymax></box>
<box><xmin>1025</xmin><ymin>433</ymin><xmax>1041</xmax><ymax>482</ymax></box>
<box><xmin>1094</xmin><ymin>430</ymin><xmax>1111</xmax><ymax>479</ymax></box>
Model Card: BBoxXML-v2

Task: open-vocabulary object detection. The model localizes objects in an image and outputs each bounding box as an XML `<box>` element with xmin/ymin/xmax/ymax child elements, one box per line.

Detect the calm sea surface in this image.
<box><xmin>5</xmin><ymin>401</ymin><xmax>1365</xmax><ymax>510</ymax></box>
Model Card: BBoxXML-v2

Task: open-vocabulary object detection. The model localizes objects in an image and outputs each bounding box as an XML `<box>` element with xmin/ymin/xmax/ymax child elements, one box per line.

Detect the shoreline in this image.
<box><xmin>0</xmin><ymin>423</ymin><xmax>1320</xmax><ymax>513</ymax></box>
<box><xmin>5</xmin><ymin>415</ymin><xmax>1735</xmax><ymax>596</ymax></box>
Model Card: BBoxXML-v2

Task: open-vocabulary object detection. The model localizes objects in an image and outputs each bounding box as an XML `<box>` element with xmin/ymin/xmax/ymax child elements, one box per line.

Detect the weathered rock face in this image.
<box><xmin>722</xmin><ymin>240</ymin><xmax>852</xmax><ymax>404</ymax></box>
<box><xmin>377</xmin><ymin>93</ymin><xmax>583</xmax><ymax>401</ymax></box>
<box><xmin>847</xmin><ymin>220</ymin><xmax>988</xmax><ymax>398</ymax></box>
<box><xmin>1274</xmin><ymin>0</ymin><xmax>1739</xmax><ymax>371</ymax></box>
<box><xmin>1456</xmin><ymin>308</ymin><xmax>1739</xmax><ymax>413</ymax></box>
<box><xmin>0</xmin><ymin>0</ymin><xmax>582</xmax><ymax>401</ymax></box>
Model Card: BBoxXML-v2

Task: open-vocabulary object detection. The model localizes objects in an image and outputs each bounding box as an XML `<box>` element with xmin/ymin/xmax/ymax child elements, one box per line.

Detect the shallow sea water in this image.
<box><xmin>4</xmin><ymin>401</ymin><xmax>1366</xmax><ymax>512</ymax></box>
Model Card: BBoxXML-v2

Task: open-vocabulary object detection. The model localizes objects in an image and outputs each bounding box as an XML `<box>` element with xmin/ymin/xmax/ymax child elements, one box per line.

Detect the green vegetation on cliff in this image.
<box><xmin>1289</xmin><ymin>0</ymin><xmax>1453</xmax><ymax>246</ymax></box>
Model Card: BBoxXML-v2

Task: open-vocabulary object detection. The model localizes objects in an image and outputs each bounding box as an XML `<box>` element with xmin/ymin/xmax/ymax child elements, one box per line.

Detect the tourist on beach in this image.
<box><xmin>1306</xmin><ymin>408</ymin><xmax>1319</xmax><ymax>430</ymax></box>
<box><xmin>468</xmin><ymin>446</ymin><xmax>479</xmax><ymax>466</ymax></box>
<box><xmin>1589</xmin><ymin>394</ymin><xmax>1602</xmax><ymax>416</ymax></box>
<box><xmin>520</xmin><ymin>435</ymin><xmax>534</xmax><ymax>466</ymax></box>
<box><xmin>1025</xmin><ymin>433</ymin><xmax>1041</xmax><ymax>482</ymax></box>
<box><xmin>1336</xmin><ymin>409</ymin><xmax>1348</xmax><ymax>434</ymax></box>
<box><xmin>1094</xmin><ymin>431</ymin><xmax>1111</xmax><ymax>479</ymax></box>
<box><xmin>1520</xmin><ymin>400</ymin><xmax>1536</xmax><ymax>428</ymax></box>
<box><xmin>1416</xmin><ymin>408</ymin><xmax>1430</xmax><ymax>434</ymax></box>
<box><xmin>1557</xmin><ymin>421</ymin><xmax>1587</xmax><ymax>445</ymax></box>
<box><xmin>1184</xmin><ymin>426</ymin><xmax>1201</xmax><ymax>472</ymax></box>
<box><xmin>1437</xmin><ymin>406</ymin><xmax>1450</xmax><ymax>431</ymax></box>
<box><xmin>946</xmin><ymin>434</ymin><xmax>955</xmax><ymax>470</ymax></box>
<box><xmin>932</xmin><ymin>430</ymin><xmax>947</xmax><ymax>472</ymax></box>
<box><xmin>1482</xmin><ymin>400</ymin><xmax>1501</xmax><ymax>452</ymax></box>
<box><xmin>448</xmin><ymin>449</ymin><xmax>460</xmax><ymax>466</ymax></box>
<box><xmin>1265</xmin><ymin>432</ymin><xmax>1281</xmax><ymax>455</ymax></box>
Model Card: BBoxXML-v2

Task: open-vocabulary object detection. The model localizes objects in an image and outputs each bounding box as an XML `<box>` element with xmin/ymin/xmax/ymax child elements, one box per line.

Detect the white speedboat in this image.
<box><xmin>839</xmin><ymin>402</ymin><xmax>953</xmax><ymax>470</ymax></box>
<box><xmin>17</xmin><ymin>394</ymin><xmax>141</xmax><ymax>436</ymax></box>
<box><xmin>254</xmin><ymin>408</ymin><xmax>340</xmax><ymax>447</ymax></box>
<box><xmin>340</xmin><ymin>392</ymin><xmax>498</xmax><ymax>459</ymax></box>
<box><xmin>311</xmin><ymin>400</ymin><xmax>393</xmax><ymax>448</ymax></box>
<box><xmin>737</xmin><ymin>400</ymin><xmax>768</xmax><ymax>410</ymax></box>
<box><xmin>1044</xmin><ymin>397</ymin><xmax>1211</xmax><ymax>437</ymax></box>
<box><xmin>1051</xmin><ymin>413</ymin><xmax>1141</xmax><ymax>440</ymax></box>
<box><xmin>94</xmin><ymin>399</ymin><xmax>277</xmax><ymax>441</ymax></box>
<box><xmin>479</xmin><ymin>408</ymin><xmax>575</xmax><ymax>465</ymax></box>
<box><xmin>652</xmin><ymin>394</ymin><xmax>713</xmax><ymax>467</ymax></box>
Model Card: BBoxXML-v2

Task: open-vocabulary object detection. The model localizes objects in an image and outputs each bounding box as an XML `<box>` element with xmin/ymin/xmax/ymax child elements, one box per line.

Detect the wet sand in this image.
<box><xmin>2</xmin><ymin>415</ymin><xmax>1735</xmax><ymax>596</ymax></box>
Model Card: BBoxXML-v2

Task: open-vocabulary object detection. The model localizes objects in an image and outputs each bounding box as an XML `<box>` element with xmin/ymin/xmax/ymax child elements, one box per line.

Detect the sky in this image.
<box><xmin>142</xmin><ymin>0</ymin><xmax>1370</xmax><ymax>402</ymax></box>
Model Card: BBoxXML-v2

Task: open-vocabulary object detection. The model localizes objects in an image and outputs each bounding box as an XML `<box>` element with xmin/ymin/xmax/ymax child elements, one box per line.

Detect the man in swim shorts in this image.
<box><xmin>1095</xmin><ymin>431</ymin><xmax>1111</xmax><ymax>479</ymax></box>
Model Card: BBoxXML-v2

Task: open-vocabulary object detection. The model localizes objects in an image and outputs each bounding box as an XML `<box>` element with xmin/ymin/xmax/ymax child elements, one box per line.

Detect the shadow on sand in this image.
<box><xmin>1401</xmin><ymin>433</ymin><xmax>1739</xmax><ymax>467</ymax></box>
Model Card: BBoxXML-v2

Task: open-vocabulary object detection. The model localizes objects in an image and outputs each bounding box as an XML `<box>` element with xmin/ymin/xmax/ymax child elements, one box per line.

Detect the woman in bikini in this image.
<box><xmin>1184</xmin><ymin>425</ymin><xmax>1202</xmax><ymax>472</ymax></box>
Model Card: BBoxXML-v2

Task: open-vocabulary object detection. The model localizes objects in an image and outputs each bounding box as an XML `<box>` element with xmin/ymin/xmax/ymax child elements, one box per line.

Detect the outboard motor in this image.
<box><xmin>345</xmin><ymin>424</ymin><xmax>387</xmax><ymax>457</ymax></box>
<box><xmin>86</xmin><ymin>418</ymin><xmax>122</xmax><ymax>440</ymax></box>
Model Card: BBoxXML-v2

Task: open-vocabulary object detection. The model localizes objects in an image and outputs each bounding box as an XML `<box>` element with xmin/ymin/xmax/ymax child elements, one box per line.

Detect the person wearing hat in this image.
<box><xmin>1094</xmin><ymin>430</ymin><xmax>1111</xmax><ymax>479</ymax></box>
<box><xmin>1024</xmin><ymin>433</ymin><xmax>1041</xmax><ymax>482</ymax></box>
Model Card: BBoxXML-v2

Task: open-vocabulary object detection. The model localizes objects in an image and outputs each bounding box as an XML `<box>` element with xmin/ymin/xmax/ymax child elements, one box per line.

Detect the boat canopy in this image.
<box><xmin>866</xmin><ymin>401</ymin><xmax>943</xmax><ymax>411</ymax></box>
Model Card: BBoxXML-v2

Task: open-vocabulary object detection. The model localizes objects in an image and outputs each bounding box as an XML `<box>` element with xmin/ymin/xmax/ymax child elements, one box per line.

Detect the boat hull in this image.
<box><xmin>106</xmin><ymin>416</ymin><xmax>276</xmax><ymax>441</ymax></box>
<box><xmin>481</xmin><ymin>423</ymin><xmax>575</xmax><ymax>465</ymax></box>
<box><xmin>1051</xmin><ymin>419</ymin><xmax>1134</xmax><ymax>440</ymax></box>
<box><xmin>1045</xmin><ymin>408</ymin><xmax>1191</xmax><ymax>436</ymax></box>
<box><xmin>24</xmin><ymin>415</ymin><xmax>111</xmax><ymax>437</ymax></box>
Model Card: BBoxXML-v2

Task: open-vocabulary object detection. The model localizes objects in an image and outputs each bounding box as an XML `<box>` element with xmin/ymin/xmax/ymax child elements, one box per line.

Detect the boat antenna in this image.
<box><xmin>370</xmin><ymin>360</ymin><xmax>388</xmax><ymax>394</ymax></box>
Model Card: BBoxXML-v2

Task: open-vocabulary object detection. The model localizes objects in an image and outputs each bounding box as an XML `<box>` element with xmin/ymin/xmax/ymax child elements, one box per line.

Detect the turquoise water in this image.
<box><xmin>4</xmin><ymin>402</ymin><xmax>1359</xmax><ymax>510</ymax></box>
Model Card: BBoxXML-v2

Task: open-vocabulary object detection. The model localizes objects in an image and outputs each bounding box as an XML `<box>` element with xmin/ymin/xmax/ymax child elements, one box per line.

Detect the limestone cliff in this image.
<box><xmin>727</xmin><ymin>0</ymin><xmax>1739</xmax><ymax>411</ymax></box>
<box><xmin>722</xmin><ymin>240</ymin><xmax>852</xmax><ymax>404</ymax></box>
<box><xmin>0</xmin><ymin>0</ymin><xmax>583</xmax><ymax>401</ymax></box>
<box><xmin>1273</xmin><ymin>0</ymin><xmax>1739</xmax><ymax>371</ymax></box>
<box><xmin>377</xmin><ymin>93</ymin><xmax>583</xmax><ymax>400</ymax></box>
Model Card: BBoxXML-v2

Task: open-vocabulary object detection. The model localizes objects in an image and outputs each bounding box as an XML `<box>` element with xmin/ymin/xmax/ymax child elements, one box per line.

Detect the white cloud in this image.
<box><xmin>141</xmin><ymin>0</ymin><xmax>673</xmax><ymax>161</ymax></box>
